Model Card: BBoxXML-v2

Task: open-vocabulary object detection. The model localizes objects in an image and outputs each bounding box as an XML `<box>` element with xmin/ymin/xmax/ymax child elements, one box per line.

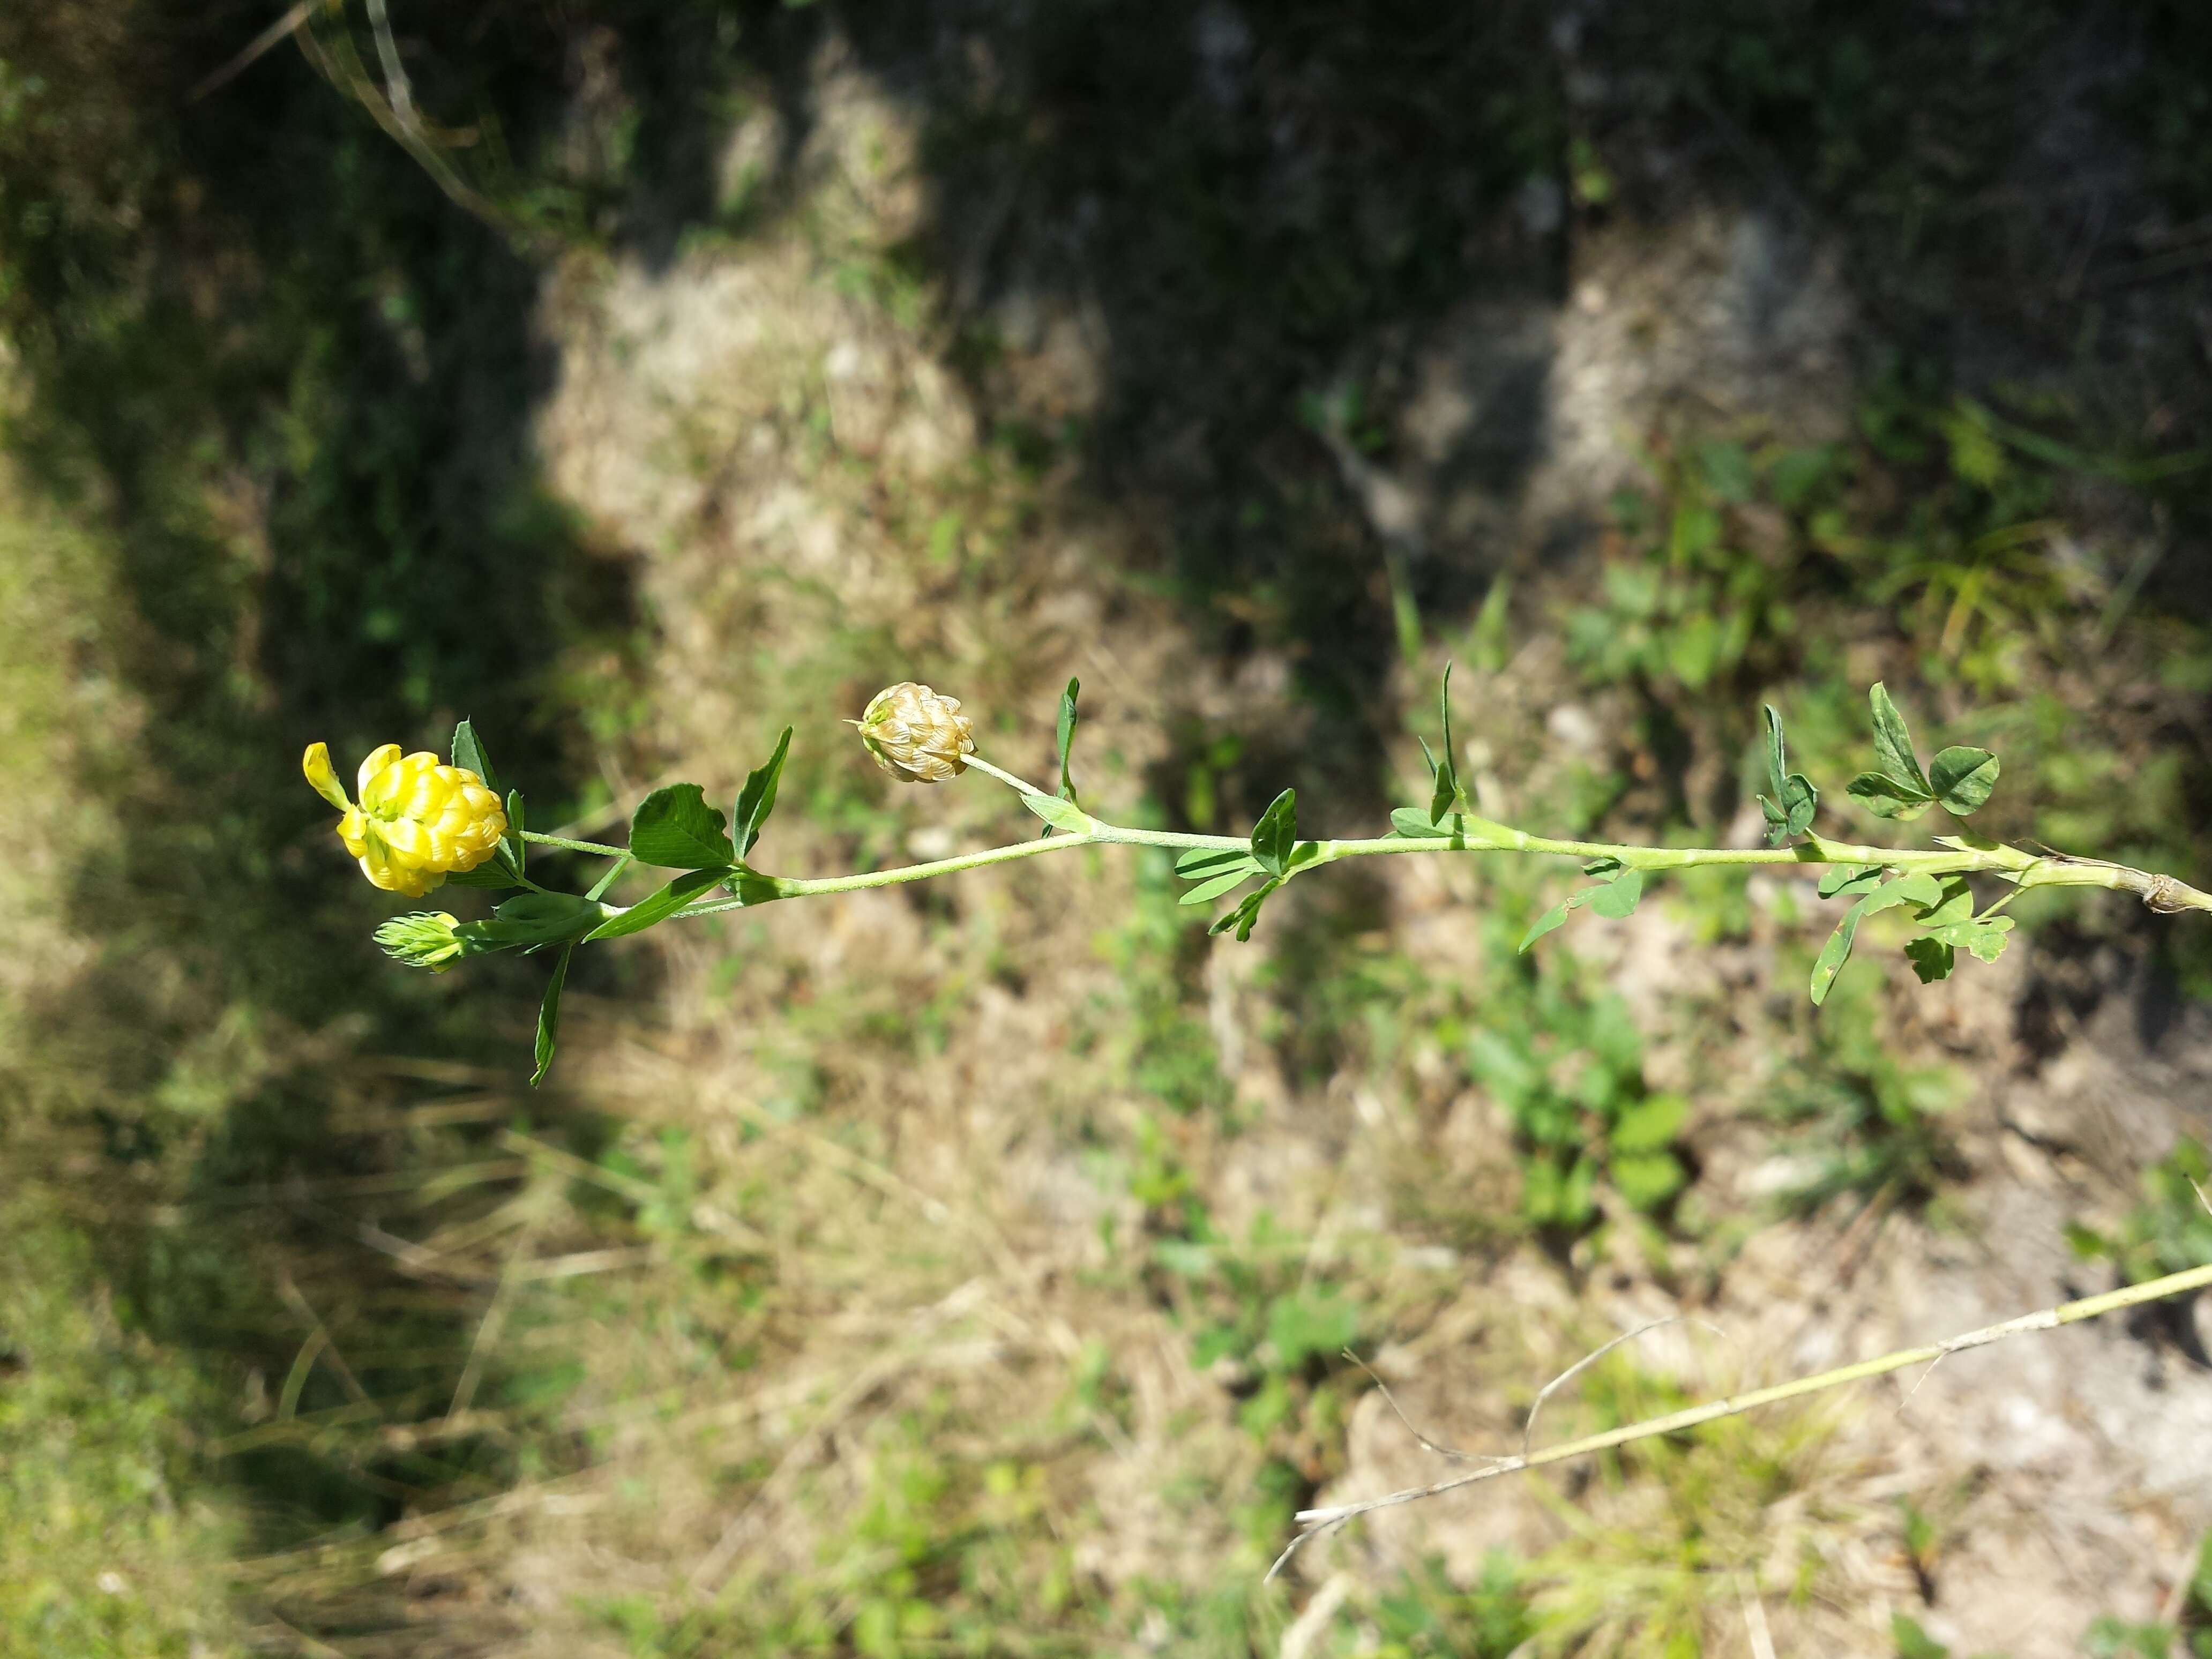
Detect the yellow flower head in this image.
<box><xmin>851</xmin><ymin>682</ymin><xmax>975</xmax><ymax>783</ymax></box>
<box><xmin>302</xmin><ymin>741</ymin><xmax>508</xmax><ymax>898</ymax></box>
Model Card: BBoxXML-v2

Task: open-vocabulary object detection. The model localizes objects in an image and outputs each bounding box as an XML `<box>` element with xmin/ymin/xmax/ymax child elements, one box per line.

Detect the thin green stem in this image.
<box><xmin>521</xmin><ymin>829</ymin><xmax>627</xmax><ymax>859</ymax></box>
<box><xmin>964</xmin><ymin>754</ymin><xmax>1053</xmax><ymax>797</ymax></box>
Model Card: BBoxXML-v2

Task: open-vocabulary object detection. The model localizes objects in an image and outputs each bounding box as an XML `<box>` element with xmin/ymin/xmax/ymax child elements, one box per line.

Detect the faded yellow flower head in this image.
<box><xmin>853</xmin><ymin>682</ymin><xmax>976</xmax><ymax>783</ymax></box>
<box><xmin>302</xmin><ymin>741</ymin><xmax>508</xmax><ymax>897</ymax></box>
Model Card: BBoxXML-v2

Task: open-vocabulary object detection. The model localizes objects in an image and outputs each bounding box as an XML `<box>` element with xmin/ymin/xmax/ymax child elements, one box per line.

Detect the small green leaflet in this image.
<box><xmin>462</xmin><ymin>890</ymin><xmax>607</xmax><ymax>952</ymax></box>
<box><xmin>1817</xmin><ymin>863</ymin><xmax>1887</xmax><ymax>899</ymax></box>
<box><xmin>1927</xmin><ymin>745</ymin><xmax>1999</xmax><ymax>814</ymax></box>
<box><xmin>1429</xmin><ymin>663</ymin><xmax>1462</xmax><ymax>826</ymax></box>
<box><xmin>1179</xmin><ymin>865</ymin><xmax>1260</xmax><ymax>906</ymax></box>
<box><xmin>1868</xmin><ymin>683</ymin><xmax>1931</xmax><ymax>798</ymax></box>
<box><xmin>1176</xmin><ymin>845</ymin><xmax>1255</xmax><ymax>877</ymax></box>
<box><xmin>445</xmin><ymin>862</ymin><xmax>521</xmax><ymax>890</ymax></box>
<box><xmin>1757</xmin><ymin>704</ymin><xmax>1819</xmax><ymax>844</ymax></box>
<box><xmin>1023</xmin><ymin>793</ymin><xmax>1089</xmax><ymax>834</ymax></box>
<box><xmin>584</xmin><ymin>867</ymin><xmax>731</xmax><ymax>940</ymax></box>
<box><xmin>1055</xmin><ymin>678</ymin><xmax>1081</xmax><ymax>805</ymax></box>
<box><xmin>734</xmin><ymin>727</ymin><xmax>791</xmax><ymax>857</ymax></box>
<box><xmin>1519</xmin><ymin>866</ymin><xmax>1644</xmax><ymax>951</ymax></box>
<box><xmin>1904</xmin><ymin>936</ymin><xmax>1955</xmax><ymax>983</ymax></box>
<box><xmin>1808</xmin><ymin>872</ymin><xmax>1943</xmax><ymax>1005</ymax></box>
<box><xmin>531</xmin><ymin>944</ymin><xmax>573</xmax><ymax>1088</ymax></box>
<box><xmin>501</xmin><ymin>788</ymin><xmax>526</xmax><ymax>876</ymax></box>
<box><xmin>629</xmin><ymin>783</ymin><xmax>736</xmax><ymax>869</ymax></box>
<box><xmin>1250</xmin><ymin>789</ymin><xmax>1297</xmax><ymax>877</ymax></box>
<box><xmin>451</xmin><ymin>718</ymin><xmax>499</xmax><ymax>794</ymax></box>
<box><xmin>1919</xmin><ymin>914</ymin><xmax>2014</xmax><ymax>963</ymax></box>
<box><xmin>1210</xmin><ymin>877</ymin><xmax>1282</xmax><ymax>941</ymax></box>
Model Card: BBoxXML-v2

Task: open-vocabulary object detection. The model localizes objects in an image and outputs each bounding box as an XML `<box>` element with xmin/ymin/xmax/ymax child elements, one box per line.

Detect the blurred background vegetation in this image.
<box><xmin>5</xmin><ymin>2</ymin><xmax>2212</xmax><ymax>1655</ymax></box>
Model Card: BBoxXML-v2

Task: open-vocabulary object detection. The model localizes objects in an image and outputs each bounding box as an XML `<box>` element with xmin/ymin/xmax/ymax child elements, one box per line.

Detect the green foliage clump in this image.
<box><xmin>2068</xmin><ymin>1139</ymin><xmax>2212</xmax><ymax>1287</ymax></box>
<box><xmin>1468</xmin><ymin>961</ymin><xmax>1688</xmax><ymax>1235</ymax></box>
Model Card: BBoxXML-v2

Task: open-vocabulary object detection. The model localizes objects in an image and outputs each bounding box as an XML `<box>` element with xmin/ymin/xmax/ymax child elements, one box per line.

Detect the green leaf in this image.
<box><xmin>1891</xmin><ymin>1613</ymin><xmax>1951</xmax><ymax>1659</ymax></box>
<box><xmin>1818</xmin><ymin>863</ymin><xmax>1886</xmax><ymax>898</ymax></box>
<box><xmin>451</xmin><ymin>719</ymin><xmax>499</xmax><ymax>794</ymax></box>
<box><xmin>1055</xmin><ymin>677</ymin><xmax>1081</xmax><ymax>804</ymax></box>
<box><xmin>734</xmin><ymin>727</ymin><xmax>791</xmax><ymax>857</ymax></box>
<box><xmin>1250</xmin><ymin>789</ymin><xmax>1297</xmax><ymax>877</ymax></box>
<box><xmin>501</xmin><ymin>788</ymin><xmax>526</xmax><ymax>873</ymax></box>
<box><xmin>1809</xmin><ymin>910</ymin><xmax>1862</xmax><ymax>1006</ymax></box>
<box><xmin>1391</xmin><ymin>806</ymin><xmax>1453</xmax><ymax>839</ymax></box>
<box><xmin>1519</xmin><ymin>900</ymin><xmax>1574</xmax><ymax>953</ymax></box>
<box><xmin>584</xmin><ymin>868</ymin><xmax>731</xmax><ymax>941</ymax></box>
<box><xmin>629</xmin><ymin>784</ymin><xmax>736</xmax><ymax>869</ymax></box>
<box><xmin>1757</xmin><ymin>705</ymin><xmax>1819</xmax><ymax>843</ymax></box>
<box><xmin>1612</xmin><ymin>1093</ymin><xmax>1686</xmax><ymax>1154</ymax></box>
<box><xmin>1429</xmin><ymin>663</ymin><xmax>1461</xmax><ymax>825</ymax></box>
<box><xmin>1928</xmin><ymin>746</ymin><xmax>2000</xmax><ymax>814</ymax></box>
<box><xmin>444</xmin><ymin>862</ymin><xmax>521</xmax><ymax>890</ymax></box>
<box><xmin>1921</xmin><ymin>914</ymin><xmax>2014</xmax><ymax>963</ymax></box>
<box><xmin>1911</xmin><ymin>876</ymin><xmax>1974</xmax><ymax>924</ymax></box>
<box><xmin>1178</xmin><ymin>866</ymin><xmax>1258</xmax><ymax>906</ymax></box>
<box><xmin>1611</xmin><ymin>1150</ymin><xmax>1685</xmax><ymax>1212</ymax></box>
<box><xmin>463</xmin><ymin>891</ymin><xmax>607</xmax><ymax>952</ymax></box>
<box><xmin>1866</xmin><ymin>683</ymin><xmax>1931</xmax><ymax>796</ymax></box>
<box><xmin>1809</xmin><ymin>872</ymin><xmax>1946</xmax><ymax>1005</ymax></box>
<box><xmin>1844</xmin><ymin>771</ymin><xmax>1934</xmax><ymax>820</ymax></box>
<box><xmin>1209</xmin><ymin>878</ymin><xmax>1281</xmax><ymax>941</ymax></box>
<box><xmin>1175</xmin><ymin>846</ymin><xmax>1257</xmax><ymax>877</ymax></box>
<box><xmin>531</xmin><ymin>945</ymin><xmax>573</xmax><ymax>1088</ymax></box>
<box><xmin>585</xmin><ymin>854</ymin><xmax>631</xmax><ymax>902</ymax></box>
<box><xmin>1022</xmin><ymin>793</ymin><xmax>1089</xmax><ymax>834</ymax></box>
<box><xmin>1587</xmin><ymin>868</ymin><xmax>1644</xmax><ymax>919</ymax></box>
<box><xmin>1903</xmin><ymin>936</ymin><xmax>1956</xmax><ymax>982</ymax></box>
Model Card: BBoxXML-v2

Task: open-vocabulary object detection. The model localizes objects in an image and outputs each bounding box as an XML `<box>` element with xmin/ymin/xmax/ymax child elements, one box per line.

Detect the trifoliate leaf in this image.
<box><xmin>1809</xmin><ymin>872</ymin><xmax>1945</xmax><ymax>1005</ymax></box>
<box><xmin>1757</xmin><ymin>704</ymin><xmax>1819</xmax><ymax>843</ymax></box>
<box><xmin>1903</xmin><ymin>936</ymin><xmax>1956</xmax><ymax>983</ymax></box>
<box><xmin>1929</xmin><ymin>746</ymin><xmax>2000</xmax><ymax>815</ymax></box>
<box><xmin>1209</xmin><ymin>877</ymin><xmax>1282</xmax><ymax>941</ymax></box>
<box><xmin>1911</xmin><ymin>875</ymin><xmax>1975</xmax><ymax>925</ymax></box>
<box><xmin>1867</xmin><ymin>683</ymin><xmax>1931</xmax><ymax>796</ymax></box>
<box><xmin>629</xmin><ymin>783</ymin><xmax>736</xmax><ymax>869</ymax></box>
<box><xmin>734</xmin><ymin>727</ymin><xmax>791</xmax><ymax>857</ymax></box>
<box><xmin>1250</xmin><ymin>789</ymin><xmax>1297</xmax><ymax>877</ymax></box>
<box><xmin>584</xmin><ymin>867</ymin><xmax>731</xmax><ymax>940</ymax></box>
<box><xmin>531</xmin><ymin>944</ymin><xmax>573</xmax><ymax>1088</ymax></box>
<box><xmin>1022</xmin><ymin>793</ymin><xmax>1089</xmax><ymax>834</ymax></box>
<box><xmin>1179</xmin><ymin>866</ymin><xmax>1259</xmax><ymax>906</ymax></box>
<box><xmin>1922</xmin><ymin>914</ymin><xmax>2014</xmax><ymax>963</ymax></box>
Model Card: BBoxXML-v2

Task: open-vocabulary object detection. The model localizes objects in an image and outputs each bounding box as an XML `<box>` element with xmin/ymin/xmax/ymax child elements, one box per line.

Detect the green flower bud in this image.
<box><xmin>373</xmin><ymin>910</ymin><xmax>467</xmax><ymax>973</ymax></box>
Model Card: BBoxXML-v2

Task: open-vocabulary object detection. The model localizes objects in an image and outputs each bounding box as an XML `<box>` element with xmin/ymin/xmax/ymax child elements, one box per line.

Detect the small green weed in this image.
<box><xmin>1466</xmin><ymin>954</ymin><xmax>1690</xmax><ymax>1237</ymax></box>
<box><xmin>2067</xmin><ymin>1139</ymin><xmax>2212</xmax><ymax>1287</ymax></box>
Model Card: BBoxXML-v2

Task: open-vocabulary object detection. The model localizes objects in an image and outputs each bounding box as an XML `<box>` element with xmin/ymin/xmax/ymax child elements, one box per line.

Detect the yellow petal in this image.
<box><xmin>357</xmin><ymin>743</ymin><xmax>403</xmax><ymax>804</ymax></box>
<box><xmin>302</xmin><ymin>743</ymin><xmax>352</xmax><ymax>811</ymax></box>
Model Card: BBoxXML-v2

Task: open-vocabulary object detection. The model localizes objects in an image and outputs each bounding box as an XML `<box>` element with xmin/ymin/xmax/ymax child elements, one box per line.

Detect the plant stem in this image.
<box><xmin>653</xmin><ymin>799</ymin><xmax>2211</xmax><ymax>923</ymax></box>
<box><xmin>520</xmin><ymin>830</ymin><xmax>628</xmax><ymax>859</ymax></box>
<box><xmin>1269</xmin><ymin>1259</ymin><xmax>2212</xmax><ymax>1580</ymax></box>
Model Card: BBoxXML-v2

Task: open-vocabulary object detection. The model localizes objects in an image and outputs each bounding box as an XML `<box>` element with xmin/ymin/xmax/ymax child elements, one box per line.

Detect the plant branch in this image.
<box><xmin>1266</xmin><ymin>1259</ymin><xmax>2212</xmax><ymax>1581</ymax></box>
